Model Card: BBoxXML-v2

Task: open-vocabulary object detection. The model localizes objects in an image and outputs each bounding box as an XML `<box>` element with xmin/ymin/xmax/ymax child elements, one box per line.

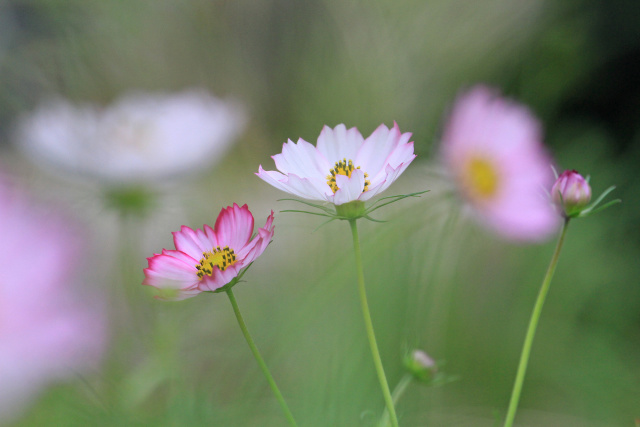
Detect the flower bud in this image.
<box><xmin>551</xmin><ymin>170</ymin><xmax>592</xmax><ymax>217</ymax></box>
<box><xmin>403</xmin><ymin>350</ymin><xmax>438</xmax><ymax>382</ymax></box>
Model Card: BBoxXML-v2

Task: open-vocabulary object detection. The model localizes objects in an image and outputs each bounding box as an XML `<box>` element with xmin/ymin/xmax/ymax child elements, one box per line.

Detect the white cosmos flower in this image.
<box><xmin>256</xmin><ymin>123</ymin><xmax>416</xmax><ymax>206</ymax></box>
<box><xmin>15</xmin><ymin>89</ymin><xmax>245</xmax><ymax>183</ymax></box>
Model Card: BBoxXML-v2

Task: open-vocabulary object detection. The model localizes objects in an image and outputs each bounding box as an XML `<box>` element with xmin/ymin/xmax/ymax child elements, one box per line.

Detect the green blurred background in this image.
<box><xmin>0</xmin><ymin>0</ymin><xmax>638</xmax><ymax>425</ymax></box>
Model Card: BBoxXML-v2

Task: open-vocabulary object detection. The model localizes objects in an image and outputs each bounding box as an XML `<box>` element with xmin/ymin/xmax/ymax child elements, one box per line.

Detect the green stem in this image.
<box><xmin>225</xmin><ymin>289</ymin><xmax>298</xmax><ymax>427</ymax></box>
<box><xmin>503</xmin><ymin>219</ymin><xmax>570</xmax><ymax>427</ymax></box>
<box><xmin>348</xmin><ymin>219</ymin><xmax>399</xmax><ymax>427</ymax></box>
<box><xmin>379</xmin><ymin>374</ymin><xmax>413</xmax><ymax>427</ymax></box>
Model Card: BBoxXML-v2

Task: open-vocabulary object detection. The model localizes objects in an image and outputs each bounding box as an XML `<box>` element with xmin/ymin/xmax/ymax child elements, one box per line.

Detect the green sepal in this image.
<box><xmin>575</xmin><ymin>185</ymin><xmax>621</xmax><ymax>218</ymax></box>
<box><xmin>278</xmin><ymin>190</ymin><xmax>429</xmax><ymax>223</ymax></box>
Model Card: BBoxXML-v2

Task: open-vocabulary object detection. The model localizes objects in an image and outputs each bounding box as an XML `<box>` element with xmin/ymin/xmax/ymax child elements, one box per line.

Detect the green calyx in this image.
<box><xmin>335</xmin><ymin>200</ymin><xmax>366</xmax><ymax>219</ymax></box>
<box><xmin>277</xmin><ymin>190</ymin><xmax>429</xmax><ymax>229</ymax></box>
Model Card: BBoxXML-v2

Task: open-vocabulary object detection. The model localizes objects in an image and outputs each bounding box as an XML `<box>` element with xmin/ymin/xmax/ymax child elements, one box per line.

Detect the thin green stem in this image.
<box><xmin>503</xmin><ymin>219</ymin><xmax>570</xmax><ymax>427</ymax></box>
<box><xmin>379</xmin><ymin>374</ymin><xmax>413</xmax><ymax>427</ymax></box>
<box><xmin>225</xmin><ymin>289</ymin><xmax>298</xmax><ymax>427</ymax></box>
<box><xmin>348</xmin><ymin>219</ymin><xmax>399</xmax><ymax>427</ymax></box>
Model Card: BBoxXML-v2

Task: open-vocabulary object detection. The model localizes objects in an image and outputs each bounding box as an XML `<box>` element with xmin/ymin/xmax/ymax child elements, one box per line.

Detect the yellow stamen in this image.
<box><xmin>463</xmin><ymin>156</ymin><xmax>499</xmax><ymax>200</ymax></box>
<box><xmin>326</xmin><ymin>158</ymin><xmax>370</xmax><ymax>194</ymax></box>
<box><xmin>195</xmin><ymin>246</ymin><xmax>237</xmax><ymax>279</ymax></box>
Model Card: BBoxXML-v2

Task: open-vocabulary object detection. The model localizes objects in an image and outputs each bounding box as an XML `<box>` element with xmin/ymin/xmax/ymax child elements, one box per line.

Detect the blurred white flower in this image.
<box><xmin>15</xmin><ymin>89</ymin><xmax>246</xmax><ymax>183</ymax></box>
<box><xmin>0</xmin><ymin>175</ymin><xmax>106</xmax><ymax>422</ymax></box>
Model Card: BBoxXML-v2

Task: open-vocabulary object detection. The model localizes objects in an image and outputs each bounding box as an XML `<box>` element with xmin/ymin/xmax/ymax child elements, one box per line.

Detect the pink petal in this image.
<box><xmin>173</xmin><ymin>225</ymin><xmax>214</xmax><ymax>259</ymax></box>
<box><xmin>237</xmin><ymin>210</ymin><xmax>275</xmax><ymax>263</ymax></box>
<box><xmin>214</xmin><ymin>203</ymin><xmax>254</xmax><ymax>250</ymax></box>
<box><xmin>143</xmin><ymin>252</ymin><xmax>199</xmax><ymax>290</ymax></box>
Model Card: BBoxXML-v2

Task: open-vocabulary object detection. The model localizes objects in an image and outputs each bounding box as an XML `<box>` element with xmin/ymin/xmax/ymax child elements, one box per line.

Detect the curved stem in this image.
<box><xmin>379</xmin><ymin>374</ymin><xmax>413</xmax><ymax>427</ymax></box>
<box><xmin>348</xmin><ymin>219</ymin><xmax>399</xmax><ymax>427</ymax></box>
<box><xmin>503</xmin><ymin>219</ymin><xmax>570</xmax><ymax>427</ymax></box>
<box><xmin>226</xmin><ymin>289</ymin><xmax>298</xmax><ymax>427</ymax></box>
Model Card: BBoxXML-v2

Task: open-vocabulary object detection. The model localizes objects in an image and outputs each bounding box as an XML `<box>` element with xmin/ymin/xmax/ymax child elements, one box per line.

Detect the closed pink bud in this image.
<box><xmin>551</xmin><ymin>170</ymin><xmax>592</xmax><ymax>217</ymax></box>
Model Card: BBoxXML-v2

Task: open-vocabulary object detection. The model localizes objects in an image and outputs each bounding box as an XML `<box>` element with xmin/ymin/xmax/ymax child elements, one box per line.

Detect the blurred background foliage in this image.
<box><xmin>0</xmin><ymin>0</ymin><xmax>639</xmax><ymax>425</ymax></box>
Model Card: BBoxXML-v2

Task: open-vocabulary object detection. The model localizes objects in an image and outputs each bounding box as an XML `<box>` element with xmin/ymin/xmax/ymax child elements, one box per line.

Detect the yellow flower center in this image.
<box><xmin>463</xmin><ymin>156</ymin><xmax>499</xmax><ymax>200</ymax></box>
<box><xmin>326</xmin><ymin>158</ymin><xmax>370</xmax><ymax>194</ymax></box>
<box><xmin>196</xmin><ymin>246</ymin><xmax>237</xmax><ymax>278</ymax></box>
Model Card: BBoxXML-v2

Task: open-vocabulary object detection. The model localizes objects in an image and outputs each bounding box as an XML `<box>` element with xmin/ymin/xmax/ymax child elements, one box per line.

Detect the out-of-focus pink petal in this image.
<box><xmin>441</xmin><ymin>85</ymin><xmax>560</xmax><ymax>242</ymax></box>
<box><xmin>0</xmin><ymin>177</ymin><xmax>106</xmax><ymax>422</ymax></box>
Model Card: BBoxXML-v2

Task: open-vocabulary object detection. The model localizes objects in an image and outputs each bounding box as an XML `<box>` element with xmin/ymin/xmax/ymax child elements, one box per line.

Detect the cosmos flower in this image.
<box><xmin>256</xmin><ymin>123</ymin><xmax>416</xmax><ymax>206</ymax></box>
<box><xmin>0</xmin><ymin>177</ymin><xmax>106</xmax><ymax>422</ymax></box>
<box><xmin>440</xmin><ymin>85</ymin><xmax>560</xmax><ymax>241</ymax></box>
<box><xmin>15</xmin><ymin>89</ymin><xmax>245</xmax><ymax>183</ymax></box>
<box><xmin>143</xmin><ymin>204</ymin><xmax>275</xmax><ymax>300</ymax></box>
<box><xmin>551</xmin><ymin>170</ymin><xmax>592</xmax><ymax>218</ymax></box>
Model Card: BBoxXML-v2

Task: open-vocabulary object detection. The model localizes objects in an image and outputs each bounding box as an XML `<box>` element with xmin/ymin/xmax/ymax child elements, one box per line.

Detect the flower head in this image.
<box><xmin>15</xmin><ymin>89</ymin><xmax>245</xmax><ymax>183</ymax></box>
<box><xmin>0</xmin><ymin>177</ymin><xmax>106</xmax><ymax>422</ymax></box>
<box><xmin>441</xmin><ymin>86</ymin><xmax>560</xmax><ymax>241</ymax></box>
<box><xmin>143</xmin><ymin>204</ymin><xmax>275</xmax><ymax>300</ymax></box>
<box><xmin>256</xmin><ymin>123</ymin><xmax>416</xmax><ymax>206</ymax></box>
<box><xmin>551</xmin><ymin>170</ymin><xmax>592</xmax><ymax>217</ymax></box>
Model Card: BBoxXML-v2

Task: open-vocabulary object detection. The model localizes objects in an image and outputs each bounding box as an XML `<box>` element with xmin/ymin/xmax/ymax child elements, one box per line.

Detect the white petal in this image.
<box><xmin>333</xmin><ymin>169</ymin><xmax>366</xmax><ymax>205</ymax></box>
<box><xmin>360</xmin><ymin>161</ymin><xmax>411</xmax><ymax>201</ymax></box>
<box><xmin>273</xmin><ymin>138</ymin><xmax>329</xmax><ymax>178</ymax></box>
<box><xmin>256</xmin><ymin>167</ymin><xmax>329</xmax><ymax>201</ymax></box>
<box><xmin>355</xmin><ymin>123</ymin><xmax>397</xmax><ymax>174</ymax></box>
<box><xmin>316</xmin><ymin>124</ymin><xmax>364</xmax><ymax>164</ymax></box>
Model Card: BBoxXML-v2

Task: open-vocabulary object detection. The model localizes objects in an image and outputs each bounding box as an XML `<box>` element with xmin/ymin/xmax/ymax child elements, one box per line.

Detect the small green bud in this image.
<box><xmin>403</xmin><ymin>350</ymin><xmax>437</xmax><ymax>383</ymax></box>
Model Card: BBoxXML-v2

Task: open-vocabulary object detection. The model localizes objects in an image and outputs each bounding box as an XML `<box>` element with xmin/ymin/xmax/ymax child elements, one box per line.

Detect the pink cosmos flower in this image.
<box><xmin>441</xmin><ymin>86</ymin><xmax>560</xmax><ymax>241</ymax></box>
<box><xmin>143</xmin><ymin>204</ymin><xmax>275</xmax><ymax>300</ymax></box>
<box><xmin>256</xmin><ymin>123</ymin><xmax>416</xmax><ymax>206</ymax></box>
<box><xmin>0</xmin><ymin>178</ymin><xmax>105</xmax><ymax>422</ymax></box>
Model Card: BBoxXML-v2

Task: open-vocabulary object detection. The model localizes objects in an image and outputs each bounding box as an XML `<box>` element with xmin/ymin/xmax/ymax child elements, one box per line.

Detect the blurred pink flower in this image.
<box><xmin>15</xmin><ymin>89</ymin><xmax>245</xmax><ymax>183</ymax></box>
<box><xmin>0</xmin><ymin>178</ymin><xmax>106</xmax><ymax>421</ymax></box>
<box><xmin>441</xmin><ymin>86</ymin><xmax>560</xmax><ymax>241</ymax></box>
<box><xmin>143</xmin><ymin>204</ymin><xmax>274</xmax><ymax>300</ymax></box>
<box><xmin>257</xmin><ymin>123</ymin><xmax>416</xmax><ymax>205</ymax></box>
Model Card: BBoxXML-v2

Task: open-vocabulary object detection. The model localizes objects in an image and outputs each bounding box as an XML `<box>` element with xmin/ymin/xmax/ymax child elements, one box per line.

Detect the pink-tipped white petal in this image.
<box><xmin>237</xmin><ymin>210</ymin><xmax>275</xmax><ymax>264</ymax></box>
<box><xmin>143</xmin><ymin>252</ymin><xmax>199</xmax><ymax>290</ymax></box>
<box><xmin>213</xmin><ymin>203</ymin><xmax>254</xmax><ymax>250</ymax></box>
